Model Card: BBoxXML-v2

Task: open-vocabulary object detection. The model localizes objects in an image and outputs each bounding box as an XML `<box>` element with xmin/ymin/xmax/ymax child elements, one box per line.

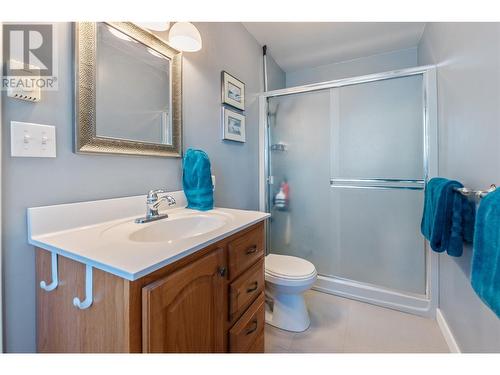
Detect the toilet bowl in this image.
<box><xmin>265</xmin><ymin>254</ymin><xmax>317</xmax><ymax>332</ymax></box>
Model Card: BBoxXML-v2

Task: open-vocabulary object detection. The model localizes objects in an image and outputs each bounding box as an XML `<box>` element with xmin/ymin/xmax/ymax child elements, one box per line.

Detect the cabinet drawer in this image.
<box><xmin>229</xmin><ymin>293</ymin><xmax>265</xmax><ymax>353</ymax></box>
<box><xmin>229</xmin><ymin>259</ymin><xmax>264</xmax><ymax>321</ymax></box>
<box><xmin>228</xmin><ymin>223</ymin><xmax>264</xmax><ymax>280</ymax></box>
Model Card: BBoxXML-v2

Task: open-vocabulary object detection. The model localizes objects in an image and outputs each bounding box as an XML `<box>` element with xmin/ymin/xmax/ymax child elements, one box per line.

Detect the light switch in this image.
<box><xmin>11</xmin><ymin>121</ymin><xmax>56</xmax><ymax>157</ymax></box>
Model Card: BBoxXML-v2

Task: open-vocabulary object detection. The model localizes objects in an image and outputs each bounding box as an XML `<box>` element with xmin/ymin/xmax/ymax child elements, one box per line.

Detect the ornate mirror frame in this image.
<box><xmin>74</xmin><ymin>22</ymin><xmax>182</xmax><ymax>157</ymax></box>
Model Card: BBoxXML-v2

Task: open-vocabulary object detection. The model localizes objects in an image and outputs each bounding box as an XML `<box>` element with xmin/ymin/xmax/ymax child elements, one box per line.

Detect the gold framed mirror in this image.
<box><xmin>74</xmin><ymin>22</ymin><xmax>182</xmax><ymax>157</ymax></box>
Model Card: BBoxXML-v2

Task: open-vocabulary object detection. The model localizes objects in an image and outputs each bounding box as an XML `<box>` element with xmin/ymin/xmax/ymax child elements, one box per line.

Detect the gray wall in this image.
<box><xmin>265</xmin><ymin>53</ymin><xmax>286</xmax><ymax>91</ymax></box>
<box><xmin>1</xmin><ymin>22</ymin><xmax>263</xmax><ymax>352</ymax></box>
<box><xmin>418</xmin><ymin>23</ymin><xmax>500</xmax><ymax>352</ymax></box>
<box><xmin>286</xmin><ymin>47</ymin><xmax>417</xmax><ymax>87</ymax></box>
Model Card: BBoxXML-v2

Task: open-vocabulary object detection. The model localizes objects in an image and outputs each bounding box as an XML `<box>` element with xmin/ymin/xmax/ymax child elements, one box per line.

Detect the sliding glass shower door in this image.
<box><xmin>267</xmin><ymin>73</ymin><xmax>427</xmax><ymax>296</ymax></box>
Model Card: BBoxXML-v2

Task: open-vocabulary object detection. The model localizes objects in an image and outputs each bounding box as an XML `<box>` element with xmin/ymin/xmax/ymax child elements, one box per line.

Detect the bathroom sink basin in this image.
<box><xmin>129</xmin><ymin>214</ymin><xmax>227</xmax><ymax>243</ymax></box>
<box><xmin>100</xmin><ymin>210</ymin><xmax>231</xmax><ymax>244</ymax></box>
<box><xmin>28</xmin><ymin>191</ymin><xmax>270</xmax><ymax>280</ymax></box>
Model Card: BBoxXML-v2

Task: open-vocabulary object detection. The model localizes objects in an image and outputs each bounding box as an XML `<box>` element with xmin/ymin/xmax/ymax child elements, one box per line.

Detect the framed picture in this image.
<box><xmin>222</xmin><ymin>106</ymin><xmax>246</xmax><ymax>143</ymax></box>
<box><xmin>221</xmin><ymin>71</ymin><xmax>245</xmax><ymax>110</ymax></box>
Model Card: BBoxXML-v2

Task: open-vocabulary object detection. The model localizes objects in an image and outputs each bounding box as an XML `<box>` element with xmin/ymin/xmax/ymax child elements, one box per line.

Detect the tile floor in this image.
<box><xmin>265</xmin><ymin>290</ymin><xmax>449</xmax><ymax>353</ymax></box>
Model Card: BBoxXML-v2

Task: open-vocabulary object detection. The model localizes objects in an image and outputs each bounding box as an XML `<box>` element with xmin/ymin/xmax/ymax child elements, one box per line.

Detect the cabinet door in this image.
<box><xmin>142</xmin><ymin>247</ymin><xmax>227</xmax><ymax>353</ymax></box>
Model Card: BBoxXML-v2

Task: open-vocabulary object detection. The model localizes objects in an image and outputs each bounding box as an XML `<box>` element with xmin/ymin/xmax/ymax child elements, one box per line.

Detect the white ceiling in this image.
<box><xmin>242</xmin><ymin>22</ymin><xmax>426</xmax><ymax>72</ymax></box>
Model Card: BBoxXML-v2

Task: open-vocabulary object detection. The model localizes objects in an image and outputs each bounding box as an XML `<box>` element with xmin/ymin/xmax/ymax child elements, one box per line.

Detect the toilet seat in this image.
<box><xmin>265</xmin><ymin>254</ymin><xmax>317</xmax><ymax>286</ymax></box>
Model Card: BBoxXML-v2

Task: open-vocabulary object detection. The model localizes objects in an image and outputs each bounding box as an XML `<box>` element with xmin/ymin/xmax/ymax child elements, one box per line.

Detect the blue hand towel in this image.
<box><xmin>448</xmin><ymin>191</ymin><xmax>476</xmax><ymax>256</ymax></box>
<box><xmin>471</xmin><ymin>188</ymin><xmax>500</xmax><ymax>318</ymax></box>
<box><xmin>182</xmin><ymin>148</ymin><xmax>214</xmax><ymax>211</ymax></box>
<box><xmin>421</xmin><ymin>177</ymin><xmax>475</xmax><ymax>256</ymax></box>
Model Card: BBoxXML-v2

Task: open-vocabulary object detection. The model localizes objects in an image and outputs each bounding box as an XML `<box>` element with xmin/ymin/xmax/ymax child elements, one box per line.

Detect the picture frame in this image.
<box><xmin>222</xmin><ymin>106</ymin><xmax>246</xmax><ymax>143</ymax></box>
<box><xmin>221</xmin><ymin>71</ymin><xmax>245</xmax><ymax>110</ymax></box>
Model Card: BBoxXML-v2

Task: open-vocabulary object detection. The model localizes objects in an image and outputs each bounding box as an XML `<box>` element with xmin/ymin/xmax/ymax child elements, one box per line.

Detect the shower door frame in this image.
<box><xmin>258</xmin><ymin>65</ymin><xmax>438</xmax><ymax>317</ymax></box>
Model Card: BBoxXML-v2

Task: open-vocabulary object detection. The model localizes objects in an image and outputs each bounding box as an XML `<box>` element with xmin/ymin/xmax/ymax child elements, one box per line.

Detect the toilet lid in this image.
<box><xmin>265</xmin><ymin>254</ymin><xmax>316</xmax><ymax>280</ymax></box>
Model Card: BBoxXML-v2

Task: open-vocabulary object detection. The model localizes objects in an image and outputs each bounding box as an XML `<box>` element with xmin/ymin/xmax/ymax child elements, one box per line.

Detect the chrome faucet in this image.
<box><xmin>135</xmin><ymin>189</ymin><xmax>176</xmax><ymax>224</ymax></box>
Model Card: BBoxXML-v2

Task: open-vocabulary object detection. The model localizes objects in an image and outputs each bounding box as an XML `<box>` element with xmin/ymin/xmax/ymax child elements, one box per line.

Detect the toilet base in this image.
<box><xmin>265</xmin><ymin>291</ymin><xmax>311</xmax><ymax>332</ymax></box>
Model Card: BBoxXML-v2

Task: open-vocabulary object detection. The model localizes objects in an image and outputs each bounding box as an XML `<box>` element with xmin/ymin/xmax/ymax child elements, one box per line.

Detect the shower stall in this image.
<box><xmin>259</xmin><ymin>66</ymin><xmax>438</xmax><ymax>316</ymax></box>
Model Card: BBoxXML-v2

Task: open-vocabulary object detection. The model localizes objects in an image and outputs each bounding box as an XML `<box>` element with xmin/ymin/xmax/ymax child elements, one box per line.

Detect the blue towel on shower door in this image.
<box><xmin>182</xmin><ymin>148</ymin><xmax>214</xmax><ymax>211</ymax></box>
<box><xmin>421</xmin><ymin>177</ymin><xmax>475</xmax><ymax>256</ymax></box>
<box><xmin>471</xmin><ymin>188</ymin><xmax>500</xmax><ymax>318</ymax></box>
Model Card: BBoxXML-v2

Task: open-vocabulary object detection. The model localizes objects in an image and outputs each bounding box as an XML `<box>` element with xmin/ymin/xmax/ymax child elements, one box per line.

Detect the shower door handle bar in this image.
<box><xmin>330</xmin><ymin>178</ymin><xmax>425</xmax><ymax>191</ymax></box>
<box><xmin>330</xmin><ymin>178</ymin><xmax>425</xmax><ymax>184</ymax></box>
<box><xmin>330</xmin><ymin>184</ymin><xmax>424</xmax><ymax>191</ymax></box>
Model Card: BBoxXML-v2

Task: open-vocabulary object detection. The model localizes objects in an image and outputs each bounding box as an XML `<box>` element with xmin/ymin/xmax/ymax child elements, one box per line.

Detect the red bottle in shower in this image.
<box><xmin>282</xmin><ymin>180</ymin><xmax>289</xmax><ymax>202</ymax></box>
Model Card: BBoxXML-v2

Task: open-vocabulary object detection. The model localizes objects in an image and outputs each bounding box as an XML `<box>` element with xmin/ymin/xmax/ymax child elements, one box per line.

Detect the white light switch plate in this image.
<box><xmin>11</xmin><ymin>121</ymin><xmax>56</xmax><ymax>158</ymax></box>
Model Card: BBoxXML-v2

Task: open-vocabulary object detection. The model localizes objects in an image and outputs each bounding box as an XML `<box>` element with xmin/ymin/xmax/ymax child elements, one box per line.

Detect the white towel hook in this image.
<box><xmin>40</xmin><ymin>252</ymin><xmax>59</xmax><ymax>291</ymax></box>
<box><xmin>73</xmin><ymin>265</ymin><xmax>93</xmax><ymax>309</ymax></box>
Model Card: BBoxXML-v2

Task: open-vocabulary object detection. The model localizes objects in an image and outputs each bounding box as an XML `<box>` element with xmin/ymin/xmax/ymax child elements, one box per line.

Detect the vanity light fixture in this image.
<box><xmin>168</xmin><ymin>22</ymin><xmax>202</xmax><ymax>52</ymax></box>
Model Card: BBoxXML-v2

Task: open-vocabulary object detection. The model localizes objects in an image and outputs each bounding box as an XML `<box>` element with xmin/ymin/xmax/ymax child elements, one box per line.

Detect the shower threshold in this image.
<box><xmin>313</xmin><ymin>274</ymin><xmax>434</xmax><ymax>318</ymax></box>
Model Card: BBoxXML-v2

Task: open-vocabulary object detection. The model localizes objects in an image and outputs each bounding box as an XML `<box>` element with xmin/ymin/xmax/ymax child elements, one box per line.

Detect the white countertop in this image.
<box><xmin>28</xmin><ymin>191</ymin><xmax>269</xmax><ymax>281</ymax></box>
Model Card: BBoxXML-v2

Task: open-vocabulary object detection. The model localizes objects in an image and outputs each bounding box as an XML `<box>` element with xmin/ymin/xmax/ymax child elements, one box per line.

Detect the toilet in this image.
<box><xmin>264</xmin><ymin>254</ymin><xmax>317</xmax><ymax>332</ymax></box>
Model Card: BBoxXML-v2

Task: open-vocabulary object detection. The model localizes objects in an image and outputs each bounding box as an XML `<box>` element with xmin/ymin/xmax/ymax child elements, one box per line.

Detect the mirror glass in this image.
<box><xmin>95</xmin><ymin>23</ymin><xmax>172</xmax><ymax>145</ymax></box>
<box><xmin>75</xmin><ymin>22</ymin><xmax>182</xmax><ymax>158</ymax></box>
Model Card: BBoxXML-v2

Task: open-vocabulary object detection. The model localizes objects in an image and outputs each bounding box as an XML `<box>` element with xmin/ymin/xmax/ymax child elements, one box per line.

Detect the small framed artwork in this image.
<box><xmin>222</xmin><ymin>106</ymin><xmax>246</xmax><ymax>143</ymax></box>
<box><xmin>221</xmin><ymin>71</ymin><xmax>245</xmax><ymax>110</ymax></box>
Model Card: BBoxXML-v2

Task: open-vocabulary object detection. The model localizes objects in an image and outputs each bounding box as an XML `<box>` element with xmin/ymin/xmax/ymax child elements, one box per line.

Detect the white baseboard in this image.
<box><xmin>436</xmin><ymin>308</ymin><xmax>461</xmax><ymax>353</ymax></box>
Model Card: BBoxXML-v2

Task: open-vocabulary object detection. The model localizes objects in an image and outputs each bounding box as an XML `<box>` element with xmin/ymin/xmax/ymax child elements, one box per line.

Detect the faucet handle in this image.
<box><xmin>148</xmin><ymin>189</ymin><xmax>165</xmax><ymax>196</ymax></box>
<box><xmin>147</xmin><ymin>189</ymin><xmax>168</xmax><ymax>201</ymax></box>
<box><xmin>146</xmin><ymin>190</ymin><xmax>176</xmax><ymax>206</ymax></box>
<box><xmin>166</xmin><ymin>195</ymin><xmax>176</xmax><ymax>206</ymax></box>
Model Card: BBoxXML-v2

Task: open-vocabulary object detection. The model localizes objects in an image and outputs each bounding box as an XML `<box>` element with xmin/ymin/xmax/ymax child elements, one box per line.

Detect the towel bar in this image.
<box><xmin>453</xmin><ymin>184</ymin><xmax>496</xmax><ymax>199</ymax></box>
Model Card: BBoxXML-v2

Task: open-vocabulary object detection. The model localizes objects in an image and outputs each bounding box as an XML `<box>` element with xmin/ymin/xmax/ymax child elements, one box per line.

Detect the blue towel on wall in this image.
<box><xmin>421</xmin><ymin>177</ymin><xmax>475</xmax><ymax>256</ymax></box>
<box><xmin>182</xmin><ymin>148</ymin><xmax>214</xmax><ymax>211</ymax></box>
<box><xmin>447</xmin><ymin>190</ymin><xmax>476</xmax><ymax>256</ymax></box>
<box><xmin>471</xmin><ymin>188</ymin><xmax>500</xmax><ymax>318</ymax></box>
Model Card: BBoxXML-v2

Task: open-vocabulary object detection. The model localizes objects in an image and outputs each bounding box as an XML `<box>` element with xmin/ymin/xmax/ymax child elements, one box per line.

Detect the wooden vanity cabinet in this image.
<box><xmin>36</xmin><ymin>221</ymin><xmax>265</xmax><ymax>353</ymax></box>
<box><xmin>142</xmin><ymin>247</ymin><xmax>226</xmax><ymax>353</ymax></box>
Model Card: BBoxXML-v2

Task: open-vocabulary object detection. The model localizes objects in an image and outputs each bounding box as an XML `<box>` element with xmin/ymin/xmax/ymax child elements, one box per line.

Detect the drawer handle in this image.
<box><xmin>245</xmin><ymin>320</ymin><xmax>258</xmax><ymax>335</ymax></box>
<box><xmin>246</xmin><ymin>245</ymin><xmax>258</xmax><ymax>255</ymax></box>
<box><xmin>217</xmin><ymin>266</ymin><xmax>227</xmax><ymax>277</ymax></box>
<box><xmin>246</xmin><ymin>281</ymin><xmax>259</xmax><ymax>293</ymax></box>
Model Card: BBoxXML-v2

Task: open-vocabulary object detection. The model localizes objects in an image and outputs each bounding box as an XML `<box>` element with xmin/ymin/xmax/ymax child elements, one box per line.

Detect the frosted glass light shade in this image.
<box><xmin>136</xmin><ymin>22</ymin><xmax>170</xmax><ymax>31</ymax></box>
<box><xmin>168</xmin><ymin>22</ymin><xmax>202</xmax><ymax>52</ymax></box>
